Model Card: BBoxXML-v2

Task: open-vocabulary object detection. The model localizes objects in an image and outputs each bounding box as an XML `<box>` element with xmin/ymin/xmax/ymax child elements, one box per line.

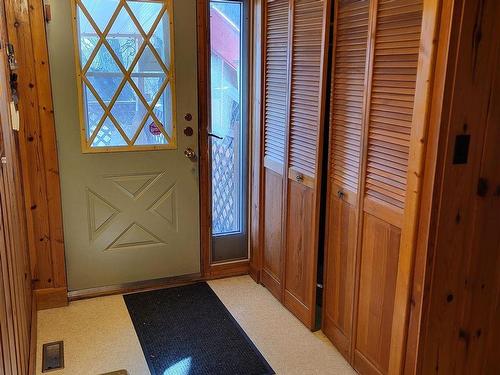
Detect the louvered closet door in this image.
<box><xmin>284</xmin><ymin>0</ymin><xmax>330</xmax><ymax>329</ymax></box>
<box><xmin>322</xmin><ymin>0</ymin><xmax>370</xmax><ymax>360</ymax></box>
<box><xmin>261</xmin><ymin>0</ymin><xmax>290</xmax><ymax>300</ymax></box>
<box><xmin>354</xmin><ymin>1</ymin><xmax>423</xmax><ymax>374</ymax></box>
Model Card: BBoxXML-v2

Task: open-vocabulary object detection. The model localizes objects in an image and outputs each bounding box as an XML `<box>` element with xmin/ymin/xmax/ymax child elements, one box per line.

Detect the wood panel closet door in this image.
<box><xmin>322</xmin><ymin>0</ymin><xmax>370</xmax><ymax>360</ymax></box>
<box><xmin>284</xmin><ymin>0</ymin><xmax>331</xmax><ymax>329</ymax></box>
<box><xmin>260</xmin><ymin>0</ymin><xmax>330</xmax><ymax>329</ymax></box>
<box><xmin>354</xmin><ymin>1</ymin><xmax>423</xmax><ymax>374</ymax></box>
<box><xmin>261</xmin><ymin>0</ymin><xmax>290</xmax><ymax>300</ymax></box>
<box><xmin>323</xmin><ymin>0</ymin><xmax>428</xmax><ymax>373</ymax></box>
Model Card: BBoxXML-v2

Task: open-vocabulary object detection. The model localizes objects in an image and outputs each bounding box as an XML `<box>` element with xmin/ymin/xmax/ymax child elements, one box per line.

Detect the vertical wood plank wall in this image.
<box><xmin>414</xmin><ymin>0</ymin><xmax>500</xmax><ymax>373</ymax></box>
<box><xmin>0</xmin><ymin>2</ymin><xmax>35</xmax><ymax>373</ymax></box>
<box><xmin>3</xmin><ymin>0</ymin><xmax>68</xmax><ymax>309</ymax></box>
<box><xmin>260</xmin><ymin>0</ymin><xmax>331</xmax><ymax>329</ymax></box>
<box><xmin>322</xmin><ymin>0</ymin><xmax>441</xmax><ymax>374</ymax></box>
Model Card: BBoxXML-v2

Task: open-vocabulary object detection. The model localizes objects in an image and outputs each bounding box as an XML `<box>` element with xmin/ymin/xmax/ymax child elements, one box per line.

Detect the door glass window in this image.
<box><xmin>210</xmin><ymin>1</ymin><xmax>244</xmax><ymax>236</ymax></box>
<box><xmin>74</xmin><ymin>0</ymin><xmax>176</xmax><ymax>152</ymax></box>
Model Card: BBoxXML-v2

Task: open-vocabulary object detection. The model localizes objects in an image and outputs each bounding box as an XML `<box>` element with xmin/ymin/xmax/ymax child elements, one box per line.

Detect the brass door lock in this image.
<box><xmin>184</xmin><ymin>147</ymin><xmax>197</xmax><ymax>161</ymax></box>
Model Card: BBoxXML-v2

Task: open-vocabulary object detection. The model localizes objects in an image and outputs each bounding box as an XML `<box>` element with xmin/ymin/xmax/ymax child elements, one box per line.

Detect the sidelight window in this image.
<box><xmin>209</xmin><ymin>0</ymin><xmax>249</xmax><ymax>262</ymax></box>
<box><xmin>73</xmin><ymin>0</ymin><xmax>176</xmax><ymax>152</ymax></box>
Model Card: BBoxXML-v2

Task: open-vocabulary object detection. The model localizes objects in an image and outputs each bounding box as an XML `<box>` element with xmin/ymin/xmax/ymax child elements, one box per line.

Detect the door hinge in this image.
<box><xmin>6</xmin><ymin>43</ymin><xmax>17</xmax><ymax>71</ymax></box>
<box><xmin>44</xmin><ymin>0</ymin><xmax>52</xmax><ymax>23</ymax></box>
<box><xmin>7</xmin><ymin>43</ymin><xmax>19</xmax><ymax>111</ymax></box>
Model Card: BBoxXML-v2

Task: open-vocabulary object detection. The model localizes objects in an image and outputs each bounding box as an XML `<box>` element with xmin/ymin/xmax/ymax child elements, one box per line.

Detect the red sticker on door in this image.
<box><xmin>149</xmin><ymin>122</ymin><xmax>162</xmax><ymax>136</ymax></box>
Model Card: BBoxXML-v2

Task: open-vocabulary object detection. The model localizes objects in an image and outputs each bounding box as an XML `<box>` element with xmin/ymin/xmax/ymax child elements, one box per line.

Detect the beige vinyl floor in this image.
<box><xmin>36</xmin><ymin>275</ymin><xmax>356</xmax><ymax>375</ymax></box>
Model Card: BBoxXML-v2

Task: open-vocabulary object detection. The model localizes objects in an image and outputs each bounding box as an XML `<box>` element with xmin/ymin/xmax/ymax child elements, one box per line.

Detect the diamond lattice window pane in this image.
<box><xmin>110</xmin><ymin>82</ymin><xmax>147</xmax><ymax>140</ymax></box>
<box><xmin>87</xmin><ymin>45</ymin><xmax>123</xmax><ymax>104</ymax></box>
<box><xmin>77</xmin><ymin>6</ymin><xmax>98</xmax><ymax>68</ymax></box>
<box><xmin>81</xmin><ymin>0</ymin><xmax>120</xmax><ymax>33</ymax></box>
<box><xmin>83</xmin><ymin>84</ymin><xmax>105</xmax><ymax>138</ymax></box>
<box><xmin>154</xmin><ymin>82</ymin><xmax>173</xmax><ymax>135</ymax></box>
<box><xmin>107</xmin><ymin>7</ymin><xmax>143</xmax><ymax>70</ymax></box>
<box><xmin>135</xmin><ymin>116</ymin><xmax>167</xmax><ymax>146</ymax></box>
<box><xmin>91</xmin><ymin>118</ymin><xmax>127</xmax><ymax>147</ymax></box>
<box><xmin>127</xmin><ymin>1</ymin><xmax>163</xmax><ymax>35</ymax></box>
<box><xmin>131</xmin><ymin>75</ymin><xmax>165</xmax><ymax>106</ymax></box>
<box><xmin>88</xmin><ymin>44</ymin><xmax>121</xmax><ymax>73</ymax></box>
<box><xmin>88</xmin><ymin>76</ymin><xmax>123</xmax><ymax>105</ymax></box>
<box><xmin>76</xmin><ymin>0</ymin><xmax>175</xmax><ymax>151</ymax></box>
<box><xmin>135</xmin><ymin>45</ymin><xmax>163</xmax><ymax>73</ymax></box>
<box><xmin>151</xmin><ymin>10</ymin><xmax>171</xmax><ymax>70</ymax></box>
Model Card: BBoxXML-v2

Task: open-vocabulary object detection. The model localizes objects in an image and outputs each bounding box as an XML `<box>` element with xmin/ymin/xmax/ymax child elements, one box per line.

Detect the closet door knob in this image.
<box><xmin>337</xmin><ymin>190</ymin><xmax>345</xmax><ymax>199</ymax></box>
<box><xmin>295</xmin><ymin>174</ymin><xmax>304</xmax><ymax>182</ymax></box>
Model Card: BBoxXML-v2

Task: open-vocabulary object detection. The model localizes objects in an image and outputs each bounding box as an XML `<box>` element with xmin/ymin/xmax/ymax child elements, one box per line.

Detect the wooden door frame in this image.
<box><xmin>3</xmin><ymin>0</ymin><xmax>68</xmax><ymax>310</ymax></box>
<box><xmin>198</xmin><ymin>0</ymin><xmax>257</xmax><ymax>279</ymax></box>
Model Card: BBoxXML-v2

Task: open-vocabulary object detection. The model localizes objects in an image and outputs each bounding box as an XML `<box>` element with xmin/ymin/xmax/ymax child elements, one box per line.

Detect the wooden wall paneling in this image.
<box><xmin>260</xmin><ymin>0</ymin><xmax>291</xmax><ymax>300</ymax></box>
<box><xmin>402</xmin><ymin>1</ymin><xmax>455</xmax><ymax>372</ymax></box>
<box><xmin>28</xmin><ymin>0</ymin><xmax>66</xmax><ymax>289</ymax></box>
<box><xmin>0</xmin><ymin>168</ymin><xmax>26</xmax><ymax>375</ymax></box>
<box><xmin>460</xmin><ymin>62</ymin><xmax>500</xmax><ymax>374</ymax></box>
<box><xmin>322</xmin><ymin>0</ymin><xmax>370</xmax><ymax>360</ymax></box>
<box><xmin>4</xmin><ymin>0</ymin><xmax>52</xmax><ymax>289</ymax></box>
<box><xmin>416</xmin><ymin>0</ymin><xmax>500</xmax><ymax>373</ymax></box>
<box><xmin>388</xmin><ymin>0</ymin><xmax>442</xmax><ymax>372</ymax></box>
<box><xmin>3</xmin><ymin>0</ymin><xmax>68</xmax><ymax>305</ymax></box>
<box><xmin>0</xmin><ymin>209</ymin><xmax>17</xmax><ymax>375</ymax></box>
<box><xmin>0</xmin><ymin>7</ymin><xmax>17</xmax><ymax>373</ymax></box>
<box><xmin>283</xmin><ymin>0</ymin><xmax>331</xmax><ymax>330</ymax></box>
<box><xmin>0</xmin><ymin>1</ymin><xmax>35</xmax><ymax>371</ymax></box>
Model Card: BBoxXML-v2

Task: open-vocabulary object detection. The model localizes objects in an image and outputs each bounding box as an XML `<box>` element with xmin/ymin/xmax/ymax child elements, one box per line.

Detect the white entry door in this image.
<box><xmin>47</xmin><ymin>0</ymin><xmax>200</xmax><ymax>291</ymax></box>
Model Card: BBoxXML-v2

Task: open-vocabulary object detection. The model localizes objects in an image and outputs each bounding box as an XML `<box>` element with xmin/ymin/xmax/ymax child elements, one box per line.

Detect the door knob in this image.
<box><xmin>184</xmin><ymin>147</ymin><xmax>197</xmax><ymax>161</ymax></box>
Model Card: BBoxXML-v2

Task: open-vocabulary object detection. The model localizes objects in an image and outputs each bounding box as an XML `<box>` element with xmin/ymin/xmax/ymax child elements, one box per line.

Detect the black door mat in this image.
<box><xmin>124</xmin><ymin>282</ymin><xmax>274</xmax><ymax>375</ymax></box>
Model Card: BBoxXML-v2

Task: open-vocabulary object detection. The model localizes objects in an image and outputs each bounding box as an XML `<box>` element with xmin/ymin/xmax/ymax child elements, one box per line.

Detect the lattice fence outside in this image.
<box><xmin>212</xmin><ymin>133</ymin><xmax>239</xmax><ymax>234</ymax></box>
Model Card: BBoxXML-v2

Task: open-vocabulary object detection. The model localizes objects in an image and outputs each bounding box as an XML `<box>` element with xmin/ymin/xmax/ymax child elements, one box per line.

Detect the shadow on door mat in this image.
<box><xmin>124</xmin><ymin>282</ymin><xmax>274</xmax><ymax>375</ymax></box>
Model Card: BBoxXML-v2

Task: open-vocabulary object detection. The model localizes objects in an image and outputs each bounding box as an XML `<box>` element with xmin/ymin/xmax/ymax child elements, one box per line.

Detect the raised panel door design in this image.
<box><xmin>284</xmin><ymin>180</ymin><xmax>315</xmax><ymax>327</ymax></box>
<box><xmin>262</xmin><ymin>168</ymin><xmax>283</xmax><ymax>299</ymax></box>
<box><xmin>48</xmin><ymin>0</ymin><xmax>201</xmax><ymax>290</ymax></box>
<box><xmin>323</xmin><ymin>193</ymin><xmax>358</xmax><ymax>359</ymax></box>
<box><xmin>355</xmin><ymin>213</ymin><xmax>400</xmax><ymax>375</ymax></box>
